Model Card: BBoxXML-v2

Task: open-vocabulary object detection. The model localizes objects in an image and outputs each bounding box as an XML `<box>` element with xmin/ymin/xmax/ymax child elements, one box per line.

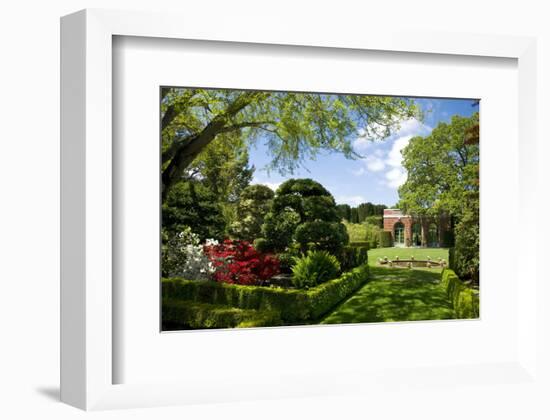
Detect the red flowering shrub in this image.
<box><xmin>204</xmin><ymin>239</ymin><xmax>280</xmax><ymax>285</ymax></box>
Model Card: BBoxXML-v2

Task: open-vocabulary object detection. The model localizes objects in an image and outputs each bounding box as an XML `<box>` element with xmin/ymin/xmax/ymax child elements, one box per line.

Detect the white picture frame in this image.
<box><xmin>61</xmin><ymin>8</ymin><xmax>544</xmax><ymax>412</ymax></box>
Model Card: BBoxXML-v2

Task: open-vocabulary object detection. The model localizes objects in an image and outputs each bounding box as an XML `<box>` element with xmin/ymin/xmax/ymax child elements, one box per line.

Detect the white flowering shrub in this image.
<box><xmin>162</xmin><ymin>227</ymin><xmax>215</xmax><ymax>280</ymax></box>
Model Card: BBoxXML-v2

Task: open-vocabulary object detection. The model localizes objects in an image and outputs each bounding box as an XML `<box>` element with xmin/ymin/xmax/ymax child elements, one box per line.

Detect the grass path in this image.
<box><xmin>322</xmin><ymin>251</ymin><xmax>454</xmax><ymax>324</ymax></box>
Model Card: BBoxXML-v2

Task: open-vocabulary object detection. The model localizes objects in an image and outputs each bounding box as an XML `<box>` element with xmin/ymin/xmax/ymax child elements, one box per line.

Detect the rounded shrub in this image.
<box><xmin>294</xmin><ymin>220</ymin><xmax>349</xmax><ymax>254</ymax></box>
<box><xmin>291</xmin><ymin>250</ymin><xmax>341</xmax><ymax>289</ymax></box>
<box><xmin>260</xmin><ymin>178</ymin><xmax>348</xmax><ymax>253</ymax></box>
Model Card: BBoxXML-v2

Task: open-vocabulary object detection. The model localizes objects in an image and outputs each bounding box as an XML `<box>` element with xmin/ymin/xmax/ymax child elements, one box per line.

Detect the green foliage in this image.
<box><xmin>379</xmin><ymin>231</ymin><xmax>393</xmax><ymax>248</ymax></box>
<box><xmin>161</xmin><ymin>88</ymin><xmax>420</xmax><ymax>196</ymax></box>
<box><xmin>306</xmin><ymin>264</ymin><xmax>369</xmax><ymax>320</ymax></box>
<box><xmin>162</xmin><ymin>180</ymin><xmax>226</xmax><ymax>241</ymax></box>
<box><xmin>161</xmin><ymin>227</ymin><xmax>214</xmax><ymax>278</ymax></box>
<box><xmin>343</xmin><ymin>221</ymin><xmax>366</xmax><ymax>243</ymax></box>
<box><xmin>344</xmin><ymin>220</ymin><xmax>382</xmax><ymax>249</ymax></box>
<box><xmin>260</xmin><ymin>209</ymin><xmax>301</xmax><ymax>251</ymax></box>
<box><xmin>364</xmin><ymin>224</ymin><xmax>381</xmax><ymax>248</ymax></box>
<box><xmin>188</xmin><ymin>130</ymin><xmax>254</xmax><ymax>203</ymax></box>
<box><xmin>162</xmin><ymin>264</ymin><xmax>369</xmax><ymax>324</ymax></box>
<box><xmin>291</xmin><ymin>250</ymin><xmax>341</xmax><ymax>289</ymax></box>
<box><xmin>322</xmin><ymin>266</ymin><xmax>454</xmax><ymax>324</ymax></box>
<box><xmin>399</xmin><ymin>113</ymin><xmax>479</xmax><ymax>218</ymax></box>
<box><xmin>229</xmin><ymin>184</ymin><xmax>274</xmax><ymax>241</ymax></box>
<box><xmin>294</xmin><ymin>221</ymin><xmax>349</xmax><ymax>253</ymax></box>
<box><xmin>356</xmin><ymin>203</ymin><xmax>387</xmax><ymax>222</ymax></box>
<box><xmin>440</xmin><ymin>269</ymin><xmax>479</xmax><ymax>319</ymax></box>
<box><xmin>450</xmin><ymin>197</ymin><xmax>479</xmax><ymax>283</ymax></box>
<box><xmin>259</xmin><ymin>179</ymin><xmax>348</xmax><ymax>253</ymax></box>
<box><xmin>162</xmin><ymin>300</ymin><xmax>282</xmax><ymax>329</ymax></box>
<box><xmin>348</xmin><ymin>241</ymin><xmax>370</xmax><ymax>248</ymax></box>
<box><xmin>398</xmin><ymin>113</ymin><xmax>479</xmax><ymax>282</ymax></box>
<box><xmin>336</xmin><ymin>204</ymin><xmax>351</xmax><ymax>221</ymax></box>
<box><xmin>364</xmin><ymin>215</ymin><xmax>383</xmax><ymax>227</ymax></box>
<box><xmin>442</xmin><ymin>230</ymin><xmax>455</xmax><ymax>248</ymax></box>
<box><xmin>339</xmin><ymin>246</ymin><xmax>369</xmax><ymax>271</ymax></box>
<box><xmin>277</xmin><ymin>252</ymin><xmax>297</xmax><ymax>274</ymax></box>
<box><xmin>253</xmin><ymin>237</ymin><xmax>269</xmax><ymax>253</ymax></box>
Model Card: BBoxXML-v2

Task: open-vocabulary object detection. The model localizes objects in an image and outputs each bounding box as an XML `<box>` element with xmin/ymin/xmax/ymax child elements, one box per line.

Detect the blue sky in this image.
<box><xmin>249</xmin><ymin>97</ymin><xmax>478</xmax><ymax>207</ymax></box>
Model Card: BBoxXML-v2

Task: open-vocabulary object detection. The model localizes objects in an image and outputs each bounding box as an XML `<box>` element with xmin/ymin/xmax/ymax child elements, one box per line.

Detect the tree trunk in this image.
<box><xmin>161</xmin><ymin>92</ymin><xmax>265</xmax><ymax>200</ymax></box>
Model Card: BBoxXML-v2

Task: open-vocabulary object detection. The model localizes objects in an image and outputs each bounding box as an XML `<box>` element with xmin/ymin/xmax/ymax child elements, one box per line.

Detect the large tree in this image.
<box><xmin>161</xmin><ymin>88</ymin><xmax>419</xmax><ymax>199</ymax></box>
<box><xmin>398</xmin><ymin>113</ymin><xmax>479</xmax><ymax>282</ymax></box>
<box><xmin>398</xmin><ymin>113</ymin><xmax>479</xmax><ymax>217</ymax></box>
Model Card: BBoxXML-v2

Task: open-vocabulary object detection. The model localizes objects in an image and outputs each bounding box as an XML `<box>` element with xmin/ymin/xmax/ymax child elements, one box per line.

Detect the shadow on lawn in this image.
<box><xmin>321</xmin><ymin>266</ymin><xmax>454</xmax><ymax>324</ymax></box>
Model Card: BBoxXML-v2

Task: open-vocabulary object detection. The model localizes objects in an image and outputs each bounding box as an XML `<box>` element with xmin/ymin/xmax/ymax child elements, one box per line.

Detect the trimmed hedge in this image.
<box><xmin>349</xmin><ymin>241</ymin><xmax>370</xmax><ymax>249</ymax></box>
<box><xmin>339</xmin><ymin>246</ymin><xmax>368</xmax><ymax>271</ymax></box>
<box><xmin>440</xmin><ymin>269</ymin><xmax>479</xmax><ymax>319</ymax></box>
<box><xmin>163</xmin><ymin>263</ymin><xmax>369</xmax><ymax>325</ymax></box>
<box><xmin>305</xmin><ymin>264</ymin><xmax>369</xmax><ymax>320</ymax></box>
<box><xmin>163</xmin><ymin>300</ymin><xmax>282</xmax><ymax>329</ymax></box>
<box><xmin>379</xmin><ymin>231</ymin><xmax>393</xmax><ymax>248</ymax></box>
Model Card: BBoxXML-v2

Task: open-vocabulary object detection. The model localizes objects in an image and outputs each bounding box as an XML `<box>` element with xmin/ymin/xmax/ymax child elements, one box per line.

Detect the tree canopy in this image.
<box><xmin>398</xmin><ymin>113</ymin><xmax>479</xmax><ymax>217</ymax></box>
<box><xmin>398</xmin><ymin>112</ymin><xmax>480</xmax><ymax>282</ymax></box>
<box><xmin>161</xmin><ymin>88</ymin><xmax>420</xmax><ymax>199</ymax></box>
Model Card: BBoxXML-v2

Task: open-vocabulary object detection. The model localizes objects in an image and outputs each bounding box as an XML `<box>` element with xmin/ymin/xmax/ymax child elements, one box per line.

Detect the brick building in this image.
<box><xmin>383</xmin><ymin>209</ymin><xmax>450</xmax><ymax>247</ymax></box>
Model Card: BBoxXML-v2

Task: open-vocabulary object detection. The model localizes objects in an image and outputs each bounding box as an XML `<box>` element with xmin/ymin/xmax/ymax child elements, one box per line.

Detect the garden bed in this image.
<box><xmin>162</xmin><ymin>263</ymin><xmax>369</xmax><ymax>328</ymax></box>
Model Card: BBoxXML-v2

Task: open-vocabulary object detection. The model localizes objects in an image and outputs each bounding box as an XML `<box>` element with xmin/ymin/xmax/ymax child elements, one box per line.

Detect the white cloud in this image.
<box><xmin>351</xmin><ymin>167</ymin><xmax>366</xmax><ymax>176</ymax></box>
<box><xmin>335</xmin><ymin>195</ymin><xmax>366</xmax><ymax>207</ymax></box>
<box><xmin>393</xmin><ymin>118</ymin><xmax>432</xmax><ymax>138</ymax></box>
<box><xmin>385</xmin><ymin>167</ymin><xmax>408</xmax><ymax>188</ymax></box>
<box><xmin>352</xmin><ymin>118</ymin><xmax>432</xmax><ymax>189</ymax></box>
<box><xmin>352</xmin><ymin>136</ymin><xmax>373</xmax><ymax>153</ymax></box>
<box><xmin>251</xmin><ymin>180</ymin><xmax>281</xmax><ymax>192</ymax></box>
<box><xmin>386</xmin><ymin>135</ymin><xmax>413</xmax><ymax>168</ymax></box>
<box><xmin>262</xmin><ymin>181</ymin><xmax>282</xmax><ymax>191</ymax></box>
<box><xmin>364</xmin><ymin>155</ymin><xmax>385</xmax><ymax>172</ymax></box>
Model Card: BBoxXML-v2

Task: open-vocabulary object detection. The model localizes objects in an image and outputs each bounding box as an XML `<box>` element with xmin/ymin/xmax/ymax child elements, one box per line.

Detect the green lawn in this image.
<box><xmin>321</xmin><ymin>247</ymin><xmax>453</xmax><ymax>324</ymax></box>
<box><xmin>368</xmin><ymin>247</ymin><xmax>449</xmax><ymax>270</ymax></box>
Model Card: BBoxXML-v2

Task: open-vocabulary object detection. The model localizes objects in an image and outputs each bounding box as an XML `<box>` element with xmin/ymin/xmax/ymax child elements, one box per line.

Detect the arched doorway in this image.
<box><xmin>412</xmin><ymin>223</ymin><xmax>421</xmax><ymax>246</ymax></box>
<box><xmin>428</xmin><ymin>223</ymin><xmax>439</xmax><ymax>247</ymax></box>
<box><xmin>394</xmin><ymin>222</ymin><xmax>405</xmax><ymax>246</ymax></box>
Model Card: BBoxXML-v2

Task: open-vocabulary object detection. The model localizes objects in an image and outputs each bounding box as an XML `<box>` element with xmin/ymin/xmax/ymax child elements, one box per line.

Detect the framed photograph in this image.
<box><xmin>61</xmin><ymin>8</ymin><xmax>545</xmax><ymax>413</ymax></box>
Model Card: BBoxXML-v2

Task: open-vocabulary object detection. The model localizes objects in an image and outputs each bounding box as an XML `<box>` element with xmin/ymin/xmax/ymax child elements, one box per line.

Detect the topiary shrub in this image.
<box><xmin>258</xmin><ymin>179</ymin><xmax>348</xmax><ymax>253</ymax></box>
<box><xmin>379</xmin><ymin>230</ymin><xmax>393</xmax><ymax>248</ymax></box>
<box><xmin>291</xmin><ymin>250</ymin><xmax>341</xmax><ymax>289</ymax></box>
<box><xmin>294</xmin><ymin>220</ymin><xmax>349</xmax><ymax>254</ymax></box>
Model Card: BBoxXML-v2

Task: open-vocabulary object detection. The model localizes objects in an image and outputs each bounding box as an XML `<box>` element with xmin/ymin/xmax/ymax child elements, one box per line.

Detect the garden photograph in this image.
<box><xmin>160</xmin><ymin>88</ymin><xmax>480</xmax><ymax>331</ymax></box>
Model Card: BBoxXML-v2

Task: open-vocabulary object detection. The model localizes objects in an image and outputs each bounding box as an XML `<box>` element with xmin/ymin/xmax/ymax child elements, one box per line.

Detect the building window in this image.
<box><xmin>394</xmin><ymin>222</ymin><xmax>405</xmax><ymax>244</ymax></box>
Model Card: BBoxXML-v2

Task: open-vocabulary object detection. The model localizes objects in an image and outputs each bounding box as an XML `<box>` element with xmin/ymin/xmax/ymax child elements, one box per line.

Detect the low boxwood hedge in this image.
<box><xmin>440</xmin><ymin>269</ymin><xmax>479</xmax><ymax>319</ymax></box>
<box><xmin>163</xmin><ymin>300</ymin><xmax>282</xmax><ymax>329</ymax></box>
<box><xmin>162</xmin><ymin>263</ymin><xmax>369</xmax><ymax>325</ymax></box>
